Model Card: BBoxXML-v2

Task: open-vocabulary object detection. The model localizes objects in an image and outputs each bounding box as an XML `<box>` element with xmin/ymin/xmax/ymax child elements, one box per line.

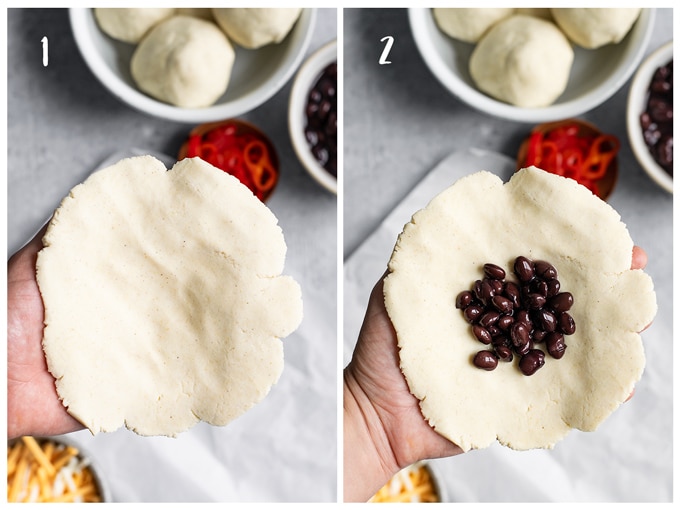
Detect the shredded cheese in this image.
<box><xmin>369</xmin><ymin>462</ymin><xmax>440</xmax><ymax>503</ymax></box>
<box><xmin>6</xmin><ymin>437</ymin><xmax>102</xmax><ymax>503</ymax></box>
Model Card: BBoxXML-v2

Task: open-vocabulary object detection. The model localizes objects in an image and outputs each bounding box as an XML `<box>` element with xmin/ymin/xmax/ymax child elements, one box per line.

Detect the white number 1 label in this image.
<box><xmin>41</xmin><ymin>36</ymin><xmax>48</xmax><ymax>67</ymax></box>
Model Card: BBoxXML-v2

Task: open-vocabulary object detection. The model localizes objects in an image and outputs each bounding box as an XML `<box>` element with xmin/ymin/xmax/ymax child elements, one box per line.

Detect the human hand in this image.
<box><xmin>7</xmin><ymin>228</ymin><xmax>83</xmax><ymax>439</ymax></box>
<box><xmin>343</xmin><ymin>274</ymin><xmax>462</xmax><ymax>502</ymax></box>
<box><xmin>343</xmin><ymin>246</ymin><xmax>648</xmax><ymax>502</ymax></box>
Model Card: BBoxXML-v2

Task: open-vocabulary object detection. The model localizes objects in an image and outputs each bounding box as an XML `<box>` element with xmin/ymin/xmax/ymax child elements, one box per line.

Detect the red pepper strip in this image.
<box><xmin>539</xmin><ymin>141</ymin><xmax>562</xmax><ymax>175</ymax></box>
<box><xmin>581</xmin><ymin>135</ymin><xmax>620</xmax><ymax>180</ymax></box>
<box><xmin>561</xmin><ymin>147</ymin><xmax>583</xmax><ymax>180</ymax></box>
<box><xmin>186</xmin><ymin>134</ymin><xmax>202</xmax><ymax>157</ymax></box>
<box><xmin>243</xmin><ymin>140</ymin><xmax>277</xmax><ymax>193</ymax></box>
<box><xmin>525</xmin><ymin>132</ymin><xmax>544</xmax><ymax>167</ymax></box>
<box><xmin>197</xmin><ymin>142</ymin><xmax>220</xmax><ymax>163</ymax></box>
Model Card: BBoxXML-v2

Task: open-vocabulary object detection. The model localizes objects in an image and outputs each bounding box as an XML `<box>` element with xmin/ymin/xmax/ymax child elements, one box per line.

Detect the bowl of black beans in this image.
<box><xmin>288</xmin><ymin>39</ymin><xmax>337</xmax><ymax>194</ymax></box>
<box><xmin>627</xmin><ymin>40</ymin><xmax>673</xmax><ymax>193</ymax></box>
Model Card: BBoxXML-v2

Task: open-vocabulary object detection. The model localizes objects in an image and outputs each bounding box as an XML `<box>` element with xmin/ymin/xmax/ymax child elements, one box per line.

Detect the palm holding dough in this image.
<box><xmin>7</xmin><ymin>228</ymin><xmax>84</xmax><ymax>439</ymax></box>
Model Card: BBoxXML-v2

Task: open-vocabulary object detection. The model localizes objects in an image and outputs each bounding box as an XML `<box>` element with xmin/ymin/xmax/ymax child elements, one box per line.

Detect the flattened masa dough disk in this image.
<box><xmin>37</xmin><ymin>155</ymin><xmax>303</xmax><ymax>436</ymax></box>
<box><xmin>384</xmin><ymin>167</ymin><xmax>656</xmax><ymax>452</ymax></box>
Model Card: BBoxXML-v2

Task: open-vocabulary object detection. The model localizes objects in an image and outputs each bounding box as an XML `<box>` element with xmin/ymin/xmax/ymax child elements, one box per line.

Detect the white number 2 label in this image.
<box><xmin>379</xmin><ymin>36</ymin><xmax>394</xmax><ymax>65</ymax></box>
<box><xmin>41</xmin><ymin>36</ymin><xmax>48</xmax><ymax>67</ymax></box>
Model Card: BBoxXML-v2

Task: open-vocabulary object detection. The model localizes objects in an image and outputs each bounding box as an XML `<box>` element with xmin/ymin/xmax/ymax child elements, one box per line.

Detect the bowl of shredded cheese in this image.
<box><xmin>7</xmin><ymin>436</ymin><xmax>111</xmax><ymax>503</ymax></box>
<box><xmin>369</xmin><ymin>462</ymin><xmax>445</xmax><ymax>503</ymax></box>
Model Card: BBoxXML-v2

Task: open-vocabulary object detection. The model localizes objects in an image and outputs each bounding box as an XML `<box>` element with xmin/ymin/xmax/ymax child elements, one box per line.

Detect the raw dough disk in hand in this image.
<box><xmin>37</xmin><ymin>155</ymin><xmax>303</xmax><ymax>437</ymax></box>
<box><xmin>383</xmin><ymin>167</ymin><xmax>656</xmax><ymax>452</ymax></box>
<box><xmin>212</xmin><ymin>8</ymin><xmax>302</xmax><ymax>49</ymax></box>
<box><xmin>130</xmin><ymin>15</ymin><xmax>235</xmax><ymax>108</ymax></box>
<box><xmin>469</xmin><ymin>15</ymin><xmax>573</xmax><ymax>108</ymax></box>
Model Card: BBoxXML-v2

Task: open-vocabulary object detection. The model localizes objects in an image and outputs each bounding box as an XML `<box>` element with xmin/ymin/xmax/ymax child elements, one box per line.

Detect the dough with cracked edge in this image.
<box><xmin>383</xmin><ymin>167</ymin><xmax>656</xmax><ymax>452</ymax></box>
<box><xmin>469</xmin><ymin>15</ymin><xmax>573</xmax><ymax>108</ymax></box>
<box><xmin>212</xmin><ymin>8</ymin><xmax>302</xmax><ymax>49</ymax></box>
<box><xmin>36</xmin><ymin>155</ymin><xmax>303</xmax><ymax>437</ymax></box>
<box><xmin>432</xmin><ymin>8</ymin><xmax>515</xmax><ymax>43</ymax></box>
<box><xmin>551</xmin><ymin>8</ymin><xmax>641</xmax><ymax>49</ymax></box>
<box><xmin>130</xmin><ymin>15</ymin><xmax>235</xmax><ymax>108</ymax></box>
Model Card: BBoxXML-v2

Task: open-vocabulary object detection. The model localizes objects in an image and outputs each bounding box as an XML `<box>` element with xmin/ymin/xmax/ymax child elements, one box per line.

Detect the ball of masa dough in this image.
<box><xmin>469</xmin><ymin>14</ymin><xmax>574</xmax><ymax>108</ymax></box>
<box><xmin>94</xmin><ymin>8</ymin><xmax>175</xmax><ymax>44</ymax></box>
<box><xmin>432</xmin><ymin>8</ymin><xmax>515</xmax><ymax>44</ymax></box>
<box><xmin>130</xmin><ymin>15</ymin><xmax>235</xmax><ymax>108</ymax></box>
<box><xmin>551</xmin><ymin>8</ymin><xmax>641</xmax><ymax>49</ymax></box>
<box><xmin>211</xmin><ymin>8</ymin><xmax>302</xmax><ymax>49</ymax></box>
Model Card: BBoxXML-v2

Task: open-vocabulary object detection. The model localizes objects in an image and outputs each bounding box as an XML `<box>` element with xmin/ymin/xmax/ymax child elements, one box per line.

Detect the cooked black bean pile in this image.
<box><xmin>455</xmin><ymin>256</ymin><xmax>575</xmax><ymax>376</ymax></box>
<box><xmin>304</xmin><ymin>62</ymin><xmax>337</xmax><ymax>178</ymax></box>
<box><xmin>640</xmin><ymin>59</ymin><xmax>673</xmax><ymax>176</ymax></box>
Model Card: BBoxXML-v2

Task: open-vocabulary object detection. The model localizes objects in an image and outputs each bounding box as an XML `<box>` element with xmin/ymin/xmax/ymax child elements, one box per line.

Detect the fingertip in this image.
<box><xmin>632</xmin><ymin>246</ymin><xmax>647</xmax><ymax>270</ymax></box>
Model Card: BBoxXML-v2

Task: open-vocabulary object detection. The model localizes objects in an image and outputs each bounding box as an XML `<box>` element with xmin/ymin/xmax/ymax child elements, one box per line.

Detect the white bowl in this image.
<box><xmin>69</xmin><ymin>8</ymin><xmax>316</xmax><ymax>123</ymax></box>
<box><xmin>409</xmin><ymin>8</ymin><xmax>655</xmax><ymax>123</ymax></box>
<box><xmin>288</xmin><ymin>39</ymin><xmax>338</xmax><ymax>194</ymax></box>
<box><xmin>626</xmin><ymin>40</ymin><xmax>673</xmax><ymax>193</ymax></box>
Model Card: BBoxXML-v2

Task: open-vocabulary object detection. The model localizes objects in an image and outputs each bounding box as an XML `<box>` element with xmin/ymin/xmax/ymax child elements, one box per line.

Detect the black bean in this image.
<box><xmin>558</xmin><ymin>312</ymin><xmax>576</xmax><ymax>335</ymax></box>
<box><xmin>491</xmin><ymin>333</ymin><xmax>509</xmax><ymax>348</ymax></box>
<box><xmin>526</xmin><ymin>293</ymin><xmax>547</xmax><ymax>310</ymax></box>
<box><xmin>495</xmin><ymin>345</ymin><xmax>513</xmax><ymax>362</ymax></box>
<box><xmin>546</xmin><ymin>279</ymin><xmax>561</xmax><ymax>297</ymax></box>
<box><xmin>456</xmin><ymin>290</ymin><xmax>474</xmax><ymax>309</ymax></box>
<box><xmin>514</xmin><ymin>256</ymin><xmax>534</xmax><ymax>282</ymax></box>
<box><xmin>479</xmin><ymin>311</ymin><xmax>500</xmax><ymax>329</ymax></box>
<box><xmin>510</xmin><ymin>322</ymin><xmax>530</xmax><ymax>350</ymax></box>
<box><xmin>478</xmin><ymin>280</ymin><xmax>495</xmax><ymax>303</ymax></box>
<box><xmin>534</xmin><ymin>260</ymin><xmax>557</xmax><ymax>280</ymax></box>
<box><xmin>548</xmin><ymin>292</ymin><xmax>573</xmax><ymax>313</ymax></box>
<box><xmin>519</xmin><ymin>349</ymin><xmax>545</xmax><ymax>376</ymax></box>
<box><xmin>497</xmin><ymin>314</ymin><xmax>514</xmax><ymax>331</ymax></box>
<box><xmin>503</xmin><ymin>281</ymin><xmax>521</xmax><ymax>308</ymax></box>
<box><xmin>488</xmin><ymin>325</ymin><xmax>502</xmax><ymax>338</ymax></box>
<box><xmin>545</xmin><ymin>332</ymin><xmax>567</xmax><ymax>359</ymax></box>
<box><xmin>487</xmin><ymin>278</ymin><xmax>504</xmax><ymax>296</ymax></box>
<box><xmin>491</xmin><ymin>295</ymin><xmax>513</xmax><ymax>314</ymax></box>
<box><xmin>483</xmin><ymin>263</ymin><xmax>506</xmax><ymax>280</ymax></box>
<box><xmin>532</xmin><ymin>329</ymin><xmax>547</xmax><ymax>343</ymax></box>
<box><xmin>473</xmin><ymin>351</ymin><xmax>498</xmax><ymax>370</ymax></box>
<box><xmin>472</xmin><ymin>324</ymin><xmax>492</xmax><ymax>345</ymax></box>
<box><xmin>463</xmin><ymin>305</ymin><xmax>483</xmax><ymax>324</ymax></box>
<box><xmin>535</xmin><ymin>309</ymin><xmax>557</xmax><ymax>332</ymax></box>
<box><xmin>515</xmin><ymin>309</ymin><xmax>531</xmax><ymax>326</ymax></box>
<box><xmin>531</xmin><ymin>279</ymin><xmax>549</xmax><ymax>297</ymax></box>
<box><xmin>656</xmin><ymin>134</ymin><xmax>673</xmax><ymax>168</ymax></box>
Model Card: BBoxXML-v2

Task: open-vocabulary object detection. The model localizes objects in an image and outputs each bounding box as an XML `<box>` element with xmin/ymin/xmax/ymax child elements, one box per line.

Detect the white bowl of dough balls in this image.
<box><xmin>70</xmin><ymin>8</ymin><xmax>316</xmax><ymax>123</ymax></box>
<box><xmin>409</xmin><ymin>8</ymin><xmax>655</xmax><ymax>123</ymax></box>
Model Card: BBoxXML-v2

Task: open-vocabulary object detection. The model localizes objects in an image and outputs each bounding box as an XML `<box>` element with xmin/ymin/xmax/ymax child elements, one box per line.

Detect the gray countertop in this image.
<box><xmin>7</xmin><ymin>8</ymin><xmax>337</xmax><ymax>502</ymax></box>
<box><xmin>343</xmin><ymin>8</ymin><xmax>672</xmax><ymax>503</ymax></box>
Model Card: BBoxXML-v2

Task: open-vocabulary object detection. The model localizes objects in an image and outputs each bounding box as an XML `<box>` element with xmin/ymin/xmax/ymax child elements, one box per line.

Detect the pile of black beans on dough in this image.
<box><xmin>455</xmin><ymin>256</ymin><xmax>575</xmax><ymax>376</ymax></box>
